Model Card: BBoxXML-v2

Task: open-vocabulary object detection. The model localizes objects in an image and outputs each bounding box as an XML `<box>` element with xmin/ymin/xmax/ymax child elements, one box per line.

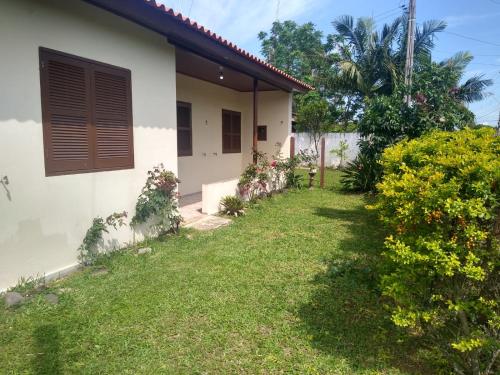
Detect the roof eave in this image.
<box><xmin>82</xmin><ymin>0</ymin><xmax>313</xmax><ymax>92</ymax></box>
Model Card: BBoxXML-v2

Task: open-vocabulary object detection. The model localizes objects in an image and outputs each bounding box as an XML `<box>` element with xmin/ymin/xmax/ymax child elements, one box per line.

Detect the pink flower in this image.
<box><xmin>271</xmin><ymin>160</ymin><xmax>277</xmax><ymax>168</ymax></box>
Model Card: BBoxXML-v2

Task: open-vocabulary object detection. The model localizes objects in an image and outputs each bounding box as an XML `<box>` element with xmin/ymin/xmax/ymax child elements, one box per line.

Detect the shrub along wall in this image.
<box><xmin>372</xmin><ymin>128</ymin><xmax>499</xmax><ymax>375</ymax></box>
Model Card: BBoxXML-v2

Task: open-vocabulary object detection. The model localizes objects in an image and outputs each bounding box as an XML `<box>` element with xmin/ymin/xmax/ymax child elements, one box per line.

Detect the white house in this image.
<box><xmin>0</xmin><ymin>0</ymin><xmax>312</xmax><ymax>291</ymax></box>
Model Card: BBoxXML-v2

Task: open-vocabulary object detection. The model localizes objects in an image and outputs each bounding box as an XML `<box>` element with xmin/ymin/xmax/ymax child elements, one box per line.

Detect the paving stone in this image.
<box><xmin>184</xmin><ymin>216</ymin><xmax>232</xmax><ymax>231</ymax></box>
<box><xmin>92</xmin><ymin>268</ymin><xmax>109</xmax><ymax>276</ymax></box>
<box><xmin>137</xmin><ymin>247</ymin><xmax>152</xmax><ymax>255</ymax></box>
<box><xmin>44</xmin><ymin>293</ymin><xmax>59</xmax><ymax>305</ymax></box>
<box><xmin>4</xmin><ymin>292</ymin><xmax>25</xmax><ymax>307</ymax></box>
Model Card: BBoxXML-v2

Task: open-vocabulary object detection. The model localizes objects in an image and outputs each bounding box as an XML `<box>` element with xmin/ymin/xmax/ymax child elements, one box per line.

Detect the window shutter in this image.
<box><xmin>222</xmin><ymin>110</ymin><xmax>232</xmax><ymax>153</ymax></box>
<box><xmin>40</xmin><ymin>51</ymin><xmax>92</xmax><ymax>175</ymax></box>
<box><xmin>93</xmin><ymin>66</ymin><xmax>133</xmax><ymax>169</ymax></box>
<box><xmin>222</xmin><ymin>110</ymin><xmax>241</xmax><ymax>154</ymax></box>
<box><xmin>231</xmin><ymin>112</ymin><xmax>241</xmax><ymax>153</ymax></box>
<box><xmin>177</xmin><ymin>102</ymin><xmax>192</xmax><ymax>156</ymax></box>
<box><xmin>40</xmin><ymin>48</ymin><xmax>134</xmax><ymax>176</ymax></box>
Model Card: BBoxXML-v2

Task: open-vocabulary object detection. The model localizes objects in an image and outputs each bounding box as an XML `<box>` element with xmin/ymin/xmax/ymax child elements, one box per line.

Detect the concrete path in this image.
<box><xmin>179</xmin><ymin>192</ymin><xmax>231</xmax><ymax>231</ymax></box>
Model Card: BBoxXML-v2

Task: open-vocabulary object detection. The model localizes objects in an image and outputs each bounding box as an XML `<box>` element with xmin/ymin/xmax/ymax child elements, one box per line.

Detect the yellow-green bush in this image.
<box><xmin>372</xmin><ymin>128</ymin><xmax>499</xmax><ymax>374</ymax></box>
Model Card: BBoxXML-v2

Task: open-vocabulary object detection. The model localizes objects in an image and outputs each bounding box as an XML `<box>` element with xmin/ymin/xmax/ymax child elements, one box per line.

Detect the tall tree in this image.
<box><xmin>259</xmin><ymin>21</ymin><xmax>361</xmax><ymax>130</ymax></box>
<box><xmin>258</xmin><ymin>20</ymin><xmax>330</xmax><ymax>83</ymax></box>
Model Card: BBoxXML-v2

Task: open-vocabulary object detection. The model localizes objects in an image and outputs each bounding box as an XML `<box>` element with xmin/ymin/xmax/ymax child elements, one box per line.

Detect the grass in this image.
<box><xmin>0</xmin><ymin>170</ymin><xmax>428</xmax><ymax>374</ymax></box>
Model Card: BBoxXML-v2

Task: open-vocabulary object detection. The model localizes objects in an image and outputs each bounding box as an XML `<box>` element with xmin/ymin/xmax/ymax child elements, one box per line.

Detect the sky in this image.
<box><xmin>158</xmin><ymin>0</ymin><xmax>500</xmax><ymax>125</ymax></box>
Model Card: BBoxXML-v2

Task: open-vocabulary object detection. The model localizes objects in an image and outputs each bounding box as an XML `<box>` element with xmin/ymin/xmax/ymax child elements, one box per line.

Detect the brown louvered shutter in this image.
<box><xmin>40</xmin><ymin>48</ymin><xmax>133</xmax><ymax>175</ymax></box>
<box><xmin>93</xmin><ymin>66</ymin><xmax>133</xmax><ymax>169</ymax></box>
<box><xmin>40</xmin><ymin>50</ymin><xmax>93</xmax><ymax>175</ymax></box>
<box><xmin>222</xmin><ymin>109</ymin><xmax>241</xmax><ymax>153</ymax></box>
<box><xmin>177</xmin><ymin>101</ymin><xmax>192</xmax><ymax>156</ymax></box>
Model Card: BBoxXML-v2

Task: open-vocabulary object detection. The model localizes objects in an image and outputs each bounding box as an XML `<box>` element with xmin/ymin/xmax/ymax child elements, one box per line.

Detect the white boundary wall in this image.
<box><xmin>294</xmin><ymin>133</ymin><xmax>360</xmax><ymax>167</ymax></box>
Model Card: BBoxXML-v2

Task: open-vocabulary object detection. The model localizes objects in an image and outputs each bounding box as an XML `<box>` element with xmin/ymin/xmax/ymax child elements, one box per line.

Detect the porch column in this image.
<box><xmin>253</xmin><ymin>78</ymin><xmax>258</xmax><ymax>163</ymax></box>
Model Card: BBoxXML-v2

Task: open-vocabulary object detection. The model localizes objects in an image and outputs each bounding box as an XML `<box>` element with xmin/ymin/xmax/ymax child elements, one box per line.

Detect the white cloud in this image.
<box><xmin>157</xmin><ymin>0</ymin><xmax>326</xmax><ymax>53</ymax></box>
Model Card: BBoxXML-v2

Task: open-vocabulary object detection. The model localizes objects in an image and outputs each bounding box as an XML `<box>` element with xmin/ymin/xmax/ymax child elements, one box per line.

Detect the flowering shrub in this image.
<box><xmin>78</xmin><ymin>211</ymin><xmax>127</xmax><ymax>265</ymax></box>
<box><xmin>238</xmin><ymin>151</ymin><xmax>302</xmax><ymax>201</ymax></box>
<box><xmin>372</xmin><ymin>128</ymin><xmax>499</xmax><ymax>374</ymax></box>
<box><xmin>131</xmin><ymin>164</ymin><xmax>182</xmax><ymax>234</ymax></box>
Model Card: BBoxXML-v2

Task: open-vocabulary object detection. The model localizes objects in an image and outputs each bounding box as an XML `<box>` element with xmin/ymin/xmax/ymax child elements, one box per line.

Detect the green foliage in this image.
<box><xmin>258</xmin><ymin>20</ymin><xmax>327</xmax><ymax>83</ymax></box>
<box><xmin>340</xmin><ymin>154</ymin><xmax>382</xmax><ymax>192</ymax></box>
<box><xmin>78</xmin><ymin>212</ymin><xmax>127</xmax><ymax>265</ymax></box>
<box><xmin>343</xmin><ymin>61</ymin><xmax>476</xmax><ymax>192</ymax></box>
<box><xmin>333</xmin><ymin>14</ymin><xmax>447</xmax><ymax>97</ymax></box>
<box><xmin>372</xmin><ymin>128</ymin><xmax>500</xmax><ymax>374</ymax></box>
<box><xmin>220</xmin><ymin>195</ymin><xmax>246</xmax><ymax>217</ymax></box>
<box><xmin>359</xmin><ymin>62</ymin><xmax>475</xmax><ymax>159</ymax></box>
<box><xmin>131</xmin><ymin>164</ymin><xmax>182</xmax><ymax>235</ymax></box>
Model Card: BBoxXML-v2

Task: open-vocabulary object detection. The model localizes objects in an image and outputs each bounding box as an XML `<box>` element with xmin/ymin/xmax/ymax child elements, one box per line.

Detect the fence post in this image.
<box><xmin>290</xmin><ymin>136</ymin><xmax>295</xmax><ymax>158</ymax></box>
<box><xmin>320</xmin><ymin>137</ymin><xmax>325</xmax><ymax>188</ymax></box>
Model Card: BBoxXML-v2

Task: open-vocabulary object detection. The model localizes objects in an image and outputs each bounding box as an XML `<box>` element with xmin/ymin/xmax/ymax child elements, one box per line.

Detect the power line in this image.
<box><xmin>373</xmin><ymin>5</ymin><xmax>404</xmax><ymax>18</ymax></box>
<box><xmin>444</xmin><ymin>31</ymin><xmax>500</xmax><ymax>48</ymax></box>
<box><xmin>375</xmin><ymin>10</ymin><xmax>404</xmax><ymax>23</ymax></box>
<box><xmin>433</xmin><ymin>49</ymin><xmax>500</xmax><ymax>58</ymax></box>
<box><xmin>372</xmin><ymin>6</ymin><xmax>403</xmax><ymax>19</ymax></box>
<box><xmin>476</xmin><ymin>107</ymin><xmax>500</xmax><ymax>120</ymax></box>
<box><xmin>468</xmin><ymin>62</ymin><xmax>500</xmax><ymax>67</ymax></box>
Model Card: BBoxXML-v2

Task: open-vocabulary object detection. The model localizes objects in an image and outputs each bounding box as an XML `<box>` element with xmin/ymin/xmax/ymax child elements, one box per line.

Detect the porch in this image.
<box><xmin>175</xmin><ymin>47</ymin><xmax>294</xmax><ymax>214</ymax></box>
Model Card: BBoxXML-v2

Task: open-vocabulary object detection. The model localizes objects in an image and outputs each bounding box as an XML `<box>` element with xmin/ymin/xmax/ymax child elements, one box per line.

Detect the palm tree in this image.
<box><xmin>332</xmin><ymin>14</ymin><xmax>446</xmax><ymax>97</ymax></box>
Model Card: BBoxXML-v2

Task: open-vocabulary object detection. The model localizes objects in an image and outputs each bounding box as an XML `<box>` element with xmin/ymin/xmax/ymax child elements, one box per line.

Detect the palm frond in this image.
<box><xmin>414</xmin><ymin>20</ymin><xmax>447</xmax><ymax>56</ymax></box>
<box><xmin>457</xmin><ymin>75</ymin><xmax>493</xmax><ymax>103</ymax></box>
<box><xmin>440</xmin><ymin>51</ymin><xmax>473</xmax><ymax>74</ymax></box>
<box><xmin>333</xmin><ymin>15</ymin><xmax>364</xmax><ymax>57</ymax></box>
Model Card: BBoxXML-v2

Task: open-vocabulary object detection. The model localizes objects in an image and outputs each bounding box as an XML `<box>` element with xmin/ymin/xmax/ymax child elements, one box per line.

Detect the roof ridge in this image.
<box><xmin>143</xmin><ymin>0</ymin><xmax>313</xmax><ymax>90</ymax></box>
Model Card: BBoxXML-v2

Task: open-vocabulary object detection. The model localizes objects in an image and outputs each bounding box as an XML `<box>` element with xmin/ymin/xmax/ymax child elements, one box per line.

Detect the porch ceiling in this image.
<box><xmin>176</xmin><ymin>48</ymin><xmax>279</xmax><ymax>92</ymax></box>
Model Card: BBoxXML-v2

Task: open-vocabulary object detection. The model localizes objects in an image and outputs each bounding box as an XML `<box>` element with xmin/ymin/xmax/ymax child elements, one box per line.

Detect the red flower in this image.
<box><xmin>271</xmin><ymin>160</ymin><xmax>277</xmax><ymax>168</ymax></box>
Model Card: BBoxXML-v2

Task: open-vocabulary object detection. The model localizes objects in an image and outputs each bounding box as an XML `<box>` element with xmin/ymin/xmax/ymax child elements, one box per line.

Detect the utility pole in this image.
<box><xmin>404</xmin><ymin>0</ymin><xmax>416</xmax><ymax>105</ymax></box>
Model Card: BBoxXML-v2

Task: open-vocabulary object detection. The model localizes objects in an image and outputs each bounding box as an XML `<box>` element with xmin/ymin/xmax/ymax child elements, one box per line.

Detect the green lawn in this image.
<box><xmin>0</xmin><ymin>170</ymin><xmax>428</xmax><ymax>374</ymax></box>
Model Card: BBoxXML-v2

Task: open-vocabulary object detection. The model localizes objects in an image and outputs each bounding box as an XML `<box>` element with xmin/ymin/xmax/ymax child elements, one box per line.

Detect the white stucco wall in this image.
<box><xmin>0</xmin><ymin>0</ymin><xmax>178</xmax><ymax>290</ymax></box>
<box><xmin>176</xmin><ymin>75</ymin><xmax>292</xmax><ymax>196</ymax></box>
<box><xmin>202</xmin><ymin>178</ymin><xmax>239</xmax><ymax>215</ymax></box>
<box><xmin>254</xmin><ymin>90</ymin><xmax>293</xmax><ymax>160</ymax></box>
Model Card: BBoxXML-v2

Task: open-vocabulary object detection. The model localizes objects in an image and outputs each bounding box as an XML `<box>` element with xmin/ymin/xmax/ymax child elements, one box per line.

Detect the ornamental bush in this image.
<box><xmin>131</xmin><ymin>164</ymin><xmax>182</xmax><ymax>234</ymax></box>
<box><xmin>372</xmin><ymin>128</ymin><xmax>499</xmax><ymax>374</ymax></box>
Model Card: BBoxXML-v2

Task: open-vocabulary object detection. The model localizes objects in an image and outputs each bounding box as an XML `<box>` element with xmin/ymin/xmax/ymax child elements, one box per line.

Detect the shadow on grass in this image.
<box><xmin>297</xmin><ymin>204</ymin><xmax>428</xmax><ymax>374</ymax></box>
<box><xmin>32</xmin><ymin>324</ymin><xmax>61</xmax><ymax>375</ymax></box>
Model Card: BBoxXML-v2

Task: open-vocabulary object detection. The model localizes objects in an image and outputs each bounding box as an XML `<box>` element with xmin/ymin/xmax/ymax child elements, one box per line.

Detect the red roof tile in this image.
<box><xmin>143</xmin><ymin>0</ymin><xmax>313</xmax><ymax>91</ymax></box>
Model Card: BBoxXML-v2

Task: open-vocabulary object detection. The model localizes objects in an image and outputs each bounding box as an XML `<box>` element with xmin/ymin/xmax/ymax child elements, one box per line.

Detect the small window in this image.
<box><xmin>257</xmin><ymin>125</ymin><xmax>267</xmax><ymax>141</ymax></box>
<box><xmin>222</xmin><ymin>109</ymin><xmax>241</xmax><ymax>153</ymax></box>
<box><xmin>39</xmin><ymin>48</ymin><xmax>133</xmax><ymax>176</ymax></box>
<box><xmin>177</xmin><ymin>102</ymin><xmax>192</xmax><ymax>156</ymax></box>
